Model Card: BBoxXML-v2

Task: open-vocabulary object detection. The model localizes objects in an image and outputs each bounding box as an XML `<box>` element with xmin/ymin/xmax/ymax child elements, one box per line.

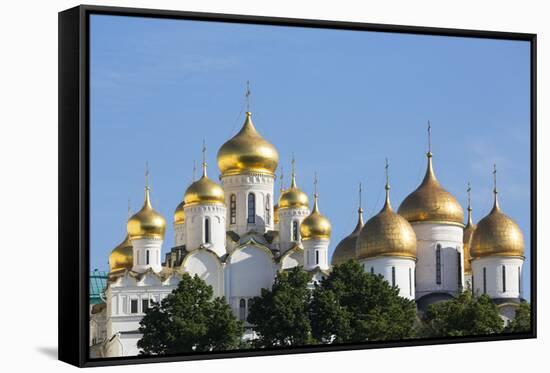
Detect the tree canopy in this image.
<box><xmin>247</xmin><ymin>266</ymin><xmax>314</xmax><ymax>347</ymax></box>
<box><xmin>422</xmin><ymin>291</ymin><xmax>504</xmax><ymax>337</ymax></box>
<box><xmin>505</xmin><ymin>302</ymin><xmax>531</xmax><ymax>333</ymax></box>
<box><xmin>137</xmin><ymin>273</ymin><xmax>243</xmax><ymax>355</ymax></box>
<box><xmin>310</xmin><ymin>260</ymin><xmax>417</xmax><ymax>343</ymax></box>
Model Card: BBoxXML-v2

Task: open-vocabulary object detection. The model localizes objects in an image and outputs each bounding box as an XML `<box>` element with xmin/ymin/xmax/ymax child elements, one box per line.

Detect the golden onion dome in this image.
<box><xmin>357</xmin><ymin>175</ymin><xmax>417</xmax><ymax>260</ymax></box>
<box><xmin>217</xmin><ymin>112</ymin><xmax>279</xmax><ymax>176</ymax></box>
<box><xmin>174</xmin><ymin>201</ymin><xmax>185</xmax><ymax>225</ymax></box>
<box><xmin>300</xmin><ymin>193</ymin><xmax>331</xmax><ymax>240</ymax></box>
<box><xmin>398</xmin><ymin>152</ymin><xmax>464</xmax><ymax>226</ymax></box>
<box><xmin>470</xmin><ymin>185</ymin><xmax>524</xmax><ymax>259</ymax></box>
<box><xmin>109</xmin><ymin>234</ymin><xmax>133</xmax><ymax>273</ymax></box>
<box><xmin>279</xmin><ymin>169</ymin><xmax>309</xmax><ymax>209</ymax></box>
<box><xmin>462</xmin><ymin>184</ymin><xmax>476</xmax><ymax>275</ymax></box>
<box><xmin>183</xmin><ymin>163</ymin><xmax>225</xmax><ymax>207</ymax></box>
<box><xmin>127</xmin><ymin>187</ymin><xmax>167</xmax><ymax>240</ymax></box>
<box><xmin>332</xmin><ymin>208</ymin><xmax>363</xmax><ymax>265</ymax></box>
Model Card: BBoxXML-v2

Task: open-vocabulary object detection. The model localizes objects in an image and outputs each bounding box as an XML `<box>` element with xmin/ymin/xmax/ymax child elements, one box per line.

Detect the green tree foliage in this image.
<box><xmin>423</xmin><ymin>291</ymin><xmax>504</xmax><ymax>337</ymax></box>
<box><xmin>247</xmin><ymin>267</ymin><xmax>314</xmax><ymax>347</ymax></box>
<box><xmin>137</xmin><ymin>273</ymin><xmax>243</xmax><ymax>355</ymax></box>
<box><xmin>310</xmin><ymin>260</ymin><xmax>417</xmax><ymax>343</ymax></box>
<box><xmin>505</xmin><ymin>302</ymin><xmax>531</xmax><ymax>333</ymax></box>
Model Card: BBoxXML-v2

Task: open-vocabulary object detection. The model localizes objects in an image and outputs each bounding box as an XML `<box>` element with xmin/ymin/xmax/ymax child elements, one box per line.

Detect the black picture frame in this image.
<box><xmin>58</xmin><ymin>4</ymin><xmax>537</xmax><ymax>368</ymax></box>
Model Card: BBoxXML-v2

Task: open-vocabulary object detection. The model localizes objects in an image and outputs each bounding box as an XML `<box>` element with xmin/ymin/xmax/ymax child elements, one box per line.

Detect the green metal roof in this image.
<box><xmin>90</xmin><ymin>270</ymin><xmax>108</xmax><ymax>305</ymax></box>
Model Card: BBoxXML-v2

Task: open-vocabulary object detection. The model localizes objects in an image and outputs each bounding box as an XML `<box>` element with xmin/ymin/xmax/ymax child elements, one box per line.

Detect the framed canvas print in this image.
<box><xmin>58</xmin><ymin>4</ymin><xmax>537</xmax><ymax>368</ymax></box>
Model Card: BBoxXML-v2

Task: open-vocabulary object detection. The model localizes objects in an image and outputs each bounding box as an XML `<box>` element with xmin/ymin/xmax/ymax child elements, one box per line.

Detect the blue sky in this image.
<box><xmin>89</xmin><ymin>15</ymin><xmax>531</xmax><ymax>299</ymax></box>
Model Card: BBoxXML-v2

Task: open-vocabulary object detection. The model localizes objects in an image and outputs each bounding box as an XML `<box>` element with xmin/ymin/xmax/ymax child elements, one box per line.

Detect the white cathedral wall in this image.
<box><xmin>278</xmin><ymin>207</ymin><xmax>310</xmax><ymax>253</ymax></box>
<box><xmin>471</xmin><ymin>256</ymin><xmax>523</xmax><ymax>299</ymax></box>
<box><xmin>181</xmin><ymin>249</ymin><xmax>224</xmax><ymax>297</ymax></box>
<box><xmin>303</xmin><ymin>239</ymin><xmax>330</xmax><ymax>271</ymax></box>
<box><xmin>131</xmin><ymin>238</ymin><xmax>163</xmax><ymax>273</ymax></box>
<box><xmin>225</xmin><ymin>245</ymin><xmax>276</xmax><ymax>318</ymax></box>
<box><xmin>221</xmin><ymin>173</ymin><xmax>275</xmax><ymax>235</ymax></box>
<box><xmin>280</xmin><ymin>248</ymin><xmax>304</xmax><ymax>270</ymax></box>
<box><xmin>174</xmin><ymin>222</ymin><xmax>185</xmax><ymax>247</ymax></box>
<box><xmin>360</xmin><ymin>256</ymin><xmax>416</xmax><ymax>300</ymax></box>
<box><xmin>411</xmin><ymin>222</ymin><xmax>464</xmax><ymax>299</ymax></box>
<box><xmin>184</xmin><ymin>204</ymin><xmax>226</xmax><ymax>257</ymax></box>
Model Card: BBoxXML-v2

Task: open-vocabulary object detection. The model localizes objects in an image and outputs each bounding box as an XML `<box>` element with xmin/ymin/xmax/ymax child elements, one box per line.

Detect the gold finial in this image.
<box><xmin>145</xmin><ymin>161</ymin><xmax>150</xmax><ymax>190</ymax></box>
<box><xmin>313</xmin><ymin>171</ymin><xmax>319</xmax><ymax>212</ymax></box>
<box><xmin>492</xmin><ymin>163</ymin><xmax>500</xmax><ymax>210</ymax></box>
<box><xmin>245</xmin><ymin>80</ymin><xmax>251</xmax><ymax>112</ymax></box>
<box><xmin>384</xmin><ymin>158</ymin><xmax>392</xmax><ymax>210</ymax></box>
<box><xmin>427</xmin><ymin>120</ymin><xmax>432</xmax><ymax>157</ymax></box>
<box><xmin>466</xmin><ymin>181</ymin><xmax>473</xmax><ymax>225</ymax></box>
<box><xmin>201</xmin><ymin>140</ymin><xmax>207</xmax><ymax>177</ymax></box>
<box><xmin>127</xmin><ymin>199</ymin><xmax>132</xmax><ymax>220</ymax></box>
<box><xmin>358</xmin><ymin>182</ymin><xmax>363</xmax><ymax>213</ymax></box>
<box><xmin>290</xmin><ymin>153</ymin><xmax>297</xmax><ymax>188</ymax></box>
<box><xmin>192</xmin><ymin>160</ymin><xmax>197</xmax><ymax>181</ymax></box>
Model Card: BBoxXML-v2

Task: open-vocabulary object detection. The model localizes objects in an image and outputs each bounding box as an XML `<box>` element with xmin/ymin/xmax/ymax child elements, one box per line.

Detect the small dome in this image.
<box><xmin>470</xmin><ymin>193</ymin><xmax>524</xmax><ymax>259</ymax></box>
<box><xmin>174</xmin><ymin>201</ymin><xmax>185</xmax><ymax>225</ymax></box>
<box><xmin>398</xmin><ymin>153</ymin><xmax>464</xmax><ymax>226</ymax></box>
<box><xmin>127</xmin><ymin>188</ymin><xmax>167</xmax><ymax>240</ymax></box>
<box><xmin>300</xmin><ymin>194</ymin><xmax>331</xmax><ymax>240</ymax></box>
<box><xmin>183</xmin><ymin>166</ymin><xmax>225</xmax><ymax>207</ymax></box>
<box><xmin>279</xmin><ymin>172</ymin><xmax>309</xmax><ymax>209</ymax></box>
<box><xmin>332</xmin><ymin>208</ymin><xmax>363</xmax><ymax>265</ymax></box>
<box><xmin>357</xmin><ymin>184</ymin><xmax>417</xmax><ymax>260</ymax></box>
<box><xmin>217</xmin><ymin>112</ymin><xmax>279</xmax><ymax>176</ymax></box>
<box><xmin>462</xmin><ymin>204</ymin><xmax>477</xmax><ymax>275</ymax></box>
<box><xmin>109</xmin><ymin>234</ymin><xmax>133</xmax><ymax>273</ymax></box>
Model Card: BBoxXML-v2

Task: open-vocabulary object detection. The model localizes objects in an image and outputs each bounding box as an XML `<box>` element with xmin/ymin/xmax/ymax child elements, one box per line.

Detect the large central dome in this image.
<box><xmin>217</xmin><ymin>112</ymin><xmax>279</xmax><ymax>176</ymax></box>
<box><xmin>398</xmin><ymin>153</ymin><xmax>464</xmax><ymax>226</ymax></box>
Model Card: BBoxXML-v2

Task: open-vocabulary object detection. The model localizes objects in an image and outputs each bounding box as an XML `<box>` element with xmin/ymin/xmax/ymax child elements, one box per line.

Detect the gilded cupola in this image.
<box><xmin>300</xmin><ymin>175</ymin><xmax>331</xmax><ymax>240</ymax></box>
<box><xmin>184</xmin><ymin>144</ymin><xmax>225</xmax><ymax>207</ymax></box>
<box><xmin>217</xmin><ymin>111</ymin><xmax>279</xmax><ymax>176</ymax></box>
<box><xmin>279</xmin><ymin>157</ymin><xmax>309</xmax><ymax>210</ymax></box>
<box><xmin>174</xmin><ymin>201</ymin><xmax>185</xmax><ymax>225</ymax></box>
<box><xmin>398</xmin><ymin>124</ymin><xmax>464</xmax><ymax>226</ymax></box>
<box><xmin>357</xmin><ymin>161</ymin><xmax>417</xmax><ymax>261</ymax></box>
<box><xmin>462</xmin><ymin>183</ymin><xmax>477</xmax><ymax>275</ymax></box>
<box><xmin>332</xmin><ymin>184</ymin><xmax>364</xmax><ymax>265</ymax></box>
<box><xmin>127</xmin><ymin>175</ymin><xmax>167</xmax><ymax>241</ymax></box>
<box><xmin>470</xmin><ymin>165</ymin><xmax>524</xmax><ymax>259</ymax></box>
<box><xmin>109</xmin><ymin>234</ymin><xmax>133</xmax><ymax>274</ymax></box>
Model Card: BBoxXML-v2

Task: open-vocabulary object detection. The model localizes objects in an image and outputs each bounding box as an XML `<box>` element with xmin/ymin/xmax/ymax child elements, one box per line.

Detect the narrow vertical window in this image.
<box><xmin>315</xmin><ymin>250</ymin><xmax>319</xmax><ymax>265</ymax></box>
<box><xmin>204</xmin><ymin>217</ymin><xmax>210</xmax><ymax>244</ymax></box>
<box><xmin>230</xmin><ymin>194</ymin><xmax>236</xmax><ymax>224</ymax></box>
<box><xmin>130</xmin><ymin>299</ymin><xmax>138</xmax><ymax>314</ymax></box>
<box><xmin>518</xmin><ymin>266</ymin><xmax>521</xmax><ymax>294</ymax></box>
<box><xmin>392</xmin><ymin>267</ymin><xmax>396</xmax><ymax>287</ymax></box>
<box><xmin>409</xmin><ymin>267</ymin><xmax>412</xmax><ymax>296</ymax></box>
<box><xmin>292</xmin><ymin>221</ymin><xmax>299</xmax><ymax>241</ymax></box>
<box><xmin>265</xmin><ymin>194</ymin><xmax>271</xmax><ymax>224</ymax></box>
<box><xmin>370</xmin><ymin>267</ymin><xmax>374</xmax><ymax>275</ymax></box>
<box><xmin>146</xmin><ymin>250</ymin><xmax>150</xmax><ymax>265</ymax></box>
<box><xmin>436</xmin><ymin>244</ymin><xmax>442</xmax><ymax>285</ymax></box>
<box><xmin>502</xmin><ymin>265</ymin><xmax>506</xmax><ymax>293</ymax></box>
<box><xmin>239</xmin><ymin>299</ymin><xmax>246</xmax><ymax>321</ymax></box>
<box><xmin>483</xmin><ymin>267</ymin><xmax>487</xmax><ymax>294</ymax></box>
<box><xmin>457</xmin><ymin>250</ymin><xmax>462</xmax><ymax>289</ymax></box>
<box><xmin>247</xmin><ymin>193</ymin><xmax>256</xmax><ymax>223</ymax></box>
<box><xmin>472</xmin><ymin>275</ymin><xmax>475</xmax><ymax>296</ymax></box>
<box><xmin>142</xmin><ymin>299</ymin><xmax>149</xmax><ymax>313</ymax></box>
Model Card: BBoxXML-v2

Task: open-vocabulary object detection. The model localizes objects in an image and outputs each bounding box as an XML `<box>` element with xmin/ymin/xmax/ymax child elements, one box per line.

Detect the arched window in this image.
<box><xmin>239</xmin><ymin>299</ymin><xmax>246</xmax><ymax>321</ymax></box>
<box><xmin>146</xmin><ymin>250</ymin><xmax>150</xmax><ymax>265</ymax></box>
<box><xmin>230</xmin><ymin>194</ymin><xmax>236</xmax><ymax>225</ymax></box>
<box><xmin>265</xmin><ymin>194</ymin><xmax>271</xmax><ymax>224</ymax></box>
<box><xmin>370</xmin><ymin>267</ymin><xmax>374</xmax><ymax>275</ymax></box>
<box><xmin>502</xmin><ymin>265</ymin><xmax>506</xmax><ymax>293</ymax></box>
<box><xmin>247</xmin><ymin>193</ymin><xmax>256</xmax><ymax>224</ymax></box>
<box><xmin>292</xmin><ymin>220</ymin><xmax>299</xmax><ymax>241</ymax></box>
<box><xmin>315</xmin><ymin>250</ymin><xmax>319</xmax><ymax>265</ymax></box>
<box><xmin>204</xmin><ymin>217</ymin><xmax>211</xmax><ymax>244</ymax></box>
<box><xmin>435</xmin><ymin>244</ymin><xmax>442</xmax><ymax>285</ymax></box>
<box><xmin>391</xmin><ymin>266</ymin><xmax>396</xmax><ymax>287</ymax></box>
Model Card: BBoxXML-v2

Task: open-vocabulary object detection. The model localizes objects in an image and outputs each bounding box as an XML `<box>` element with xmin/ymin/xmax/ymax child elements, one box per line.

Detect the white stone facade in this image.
<box><xmin>471</xmin><ymin>256</ymin><xmax>523</xmax><ymax>299</ymax></box>
<box><xmin>360</xmin><ymin>256</ymin><xmax>416</xmax><ymax>300</ymax></box>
